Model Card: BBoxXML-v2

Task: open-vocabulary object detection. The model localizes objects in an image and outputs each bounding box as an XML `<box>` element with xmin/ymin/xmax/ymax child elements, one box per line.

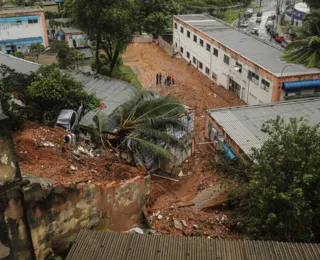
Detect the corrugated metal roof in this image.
<box><xmin>283</xmin><ymin>79</ymin><xmax>320</xmax><ymax>90</ymax></box>
<box><xmin>71</xmin><ymin>72</ymin><xmax>140</xmax><ymax>128</ymax></box>
<box><xmin>208</xmin><ymin>98</ymin><xmax>320</xmax><ymax>156</ymax></box>
<box><xmin>0</xmin><ymin>52</ymin><xmax>40</xmax><ymax>74</ymax></box>
<box><xmin>67</xmin><ymin>230</ymin><xmax>320</xmax><ymax>260</ymax></box>
<box><xmin>175</xmin><ymin>14</ymin><xmax>320</xmax><ymax>77</ymax></box>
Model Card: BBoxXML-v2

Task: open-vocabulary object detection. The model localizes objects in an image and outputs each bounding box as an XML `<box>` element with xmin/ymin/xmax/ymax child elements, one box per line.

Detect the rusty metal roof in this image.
<box><xmin>66</xmin><ymin>230</ymin><xmax>320</xmax><ymax>260</ymax></box>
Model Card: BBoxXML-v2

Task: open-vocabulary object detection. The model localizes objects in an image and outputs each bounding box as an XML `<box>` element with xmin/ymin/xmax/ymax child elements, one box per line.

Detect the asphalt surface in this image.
<box><xmin>240</xmin><ymin>0</ymin><xmax>286</xmax><ymax>46</ymax></box>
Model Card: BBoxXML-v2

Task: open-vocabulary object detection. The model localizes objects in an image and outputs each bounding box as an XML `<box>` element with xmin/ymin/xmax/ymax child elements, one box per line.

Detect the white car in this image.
<box><xmin>240</xmin><ymin>21</ymin><xmax>249</xmax><ymax>27</ymax></box>
<box><xmin>256</xmin><ymin>17</ymin><xmax>262</xmax><ymax>23</ymax></box>
<box><xmin>251</xmin><ymin>28</ymin><xmax>259</xmax><ymax>35</ymax></box>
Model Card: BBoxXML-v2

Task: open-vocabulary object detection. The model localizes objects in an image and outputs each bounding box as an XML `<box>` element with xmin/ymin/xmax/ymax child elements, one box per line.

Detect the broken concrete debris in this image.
<box><xmin>178</xmin><ymin>171</ymin><xmax>184</xmax><ymax>177</ymax></box>
<box><xmin>129</xmin><ymin>227</ymin><xmax>144</xmax><ymax>234</ymax></box>
<box><xmin>193</xmin><ymin>224</ymin><xmax>199</xmax><ymax>229</ymax></box>
<box><xmin>181</xmin><ymin>220</ymin><xmax>187</xmax><ymax>227</ymax></box>
<box><xmin>69</xmin><ymin>165</ymin><xmax>78</xmax><ymax>171</ymax></box>
<box><xmin>173</xmin><ymin>219</ymin><xmax>183</xmax><ymax>230</ymax></box>
<box><xmin>39</xmin><ymin>141</ymin><xmax>55</xmax><ymax>148</ymax></box>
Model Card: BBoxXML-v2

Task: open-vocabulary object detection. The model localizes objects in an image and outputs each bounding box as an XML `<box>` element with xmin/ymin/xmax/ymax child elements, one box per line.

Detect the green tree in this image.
<box><xmin>238</xmin><ymin>117</ymin><xmax>320</xmax><ymax>242</ymax></box>
<box><xmin>0</xmin><ymin>64</ymin><xmax>99</xmax><ymax>125</ymax></box>
<box><xmin>283</xmin><ymin>10</ymin><xmax>320</xmax><ymax>68</ymax></box>
<box><xmin>54</xmin><ymin>41</ymin><xmax>84</xmax><ymax>70</ymax></box>
<box><xmin>303</xmin><ymin>0</ymin><xmax>320</xmax><ymax>9</ymax></box>
<box><xmin>70</xmin><ymin>0</ymin><xmax>135</xmax><ymax>75</ymax></box>
<box><xmin>29</xmin><ymin>42</ymin><xmax>45</xmax><ymax>61</ymax></box>
<box><xmin>98</xmin><ymin>90</ymin><xmax>188</xmax><ymax>167</ymax></box>
<box><xmin>135</xmin><ymin>0</ymin><xmax>178</xmax><ymax>37</ymax></box>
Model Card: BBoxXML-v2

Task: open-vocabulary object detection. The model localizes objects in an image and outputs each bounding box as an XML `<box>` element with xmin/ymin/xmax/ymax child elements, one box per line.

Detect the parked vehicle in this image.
<box><xmin>56</xmin><ymin>105</ymin><xmax>83</xmax><ymax>132</ymax></box>
<box><xmin>240</xmin><ymin>21</ymin><xmax>249</xmax><ymax>27</ymax></box>
<box><xmin>281</xmin><ymin>39</ymin><xmax>291</xmax><ymax>48</ymax></box>
<box><xmin>257</xmin><ymin>11</ymin><xmax>263</xmax><ymax>17</ymax></box>
<box><xmin>251</xmin><ymin>28</ymin><xmax>259</xmax><ymax>35</ymax></box>
<box><xmin>275</xmin><ymin>35</ymin><xmax>285</xmax><ymax>42</ymax></box>
<box><xmin>256</xmin><ymin>17</ymin><xmax>262</xmax><ymax>23</ymax></box>
<box><xmin>267</xmin><ymin>14</ymin><xmax>276</xmax><ymax>20</ymax></box>
<box><xmin>244</xmin><ymin>8</ymin><xmax>253</xmax><ymax>17</ymax></box>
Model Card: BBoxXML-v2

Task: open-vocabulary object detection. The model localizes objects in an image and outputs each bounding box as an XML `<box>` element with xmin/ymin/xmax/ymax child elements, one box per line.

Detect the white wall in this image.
<box><xmin>0</xmin><ymin>17</ymin><xmax>45</xmax><ymax>42</ymax></box>
<box><xmin>173</xmin><ymin>20</ymin><xmax>274</xmax><ymax>105</ymax></box>
<box><xmin>0</xmin><ymin>22</ymin><xmax>44</xmax><ymax>41</ymax></box>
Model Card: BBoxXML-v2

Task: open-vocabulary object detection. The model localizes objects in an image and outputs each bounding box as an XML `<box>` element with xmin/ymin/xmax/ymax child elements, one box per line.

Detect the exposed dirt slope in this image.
<box><xmin>13</xmin><ymin>121</ymin><xmax>146</xmax><ymax>183</ymax></box>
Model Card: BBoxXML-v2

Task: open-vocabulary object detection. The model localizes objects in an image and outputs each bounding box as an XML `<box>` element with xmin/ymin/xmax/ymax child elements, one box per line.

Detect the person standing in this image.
<box><xmin>167</xmin><ymin>75</ymin><xmax>171</xmax><ymax>85</ymax></box>
<box><xmin>159</xmin><ymin>73</ymin><xmax>162</xmax><ymax>85</ymax></box>
<box><xmin>156</xmin><ymin>73</ymin><xmax>159</xmax><ymax>85</ymax></box>
<box><xmin>164</xmin><ymin>76</ymin><xmax>167</xmax><ymax>85</ymax></box>
<box><xmin>172</xmin><ymin>76</ymin><xmax>175</xmax><ymax>85</ymax></box>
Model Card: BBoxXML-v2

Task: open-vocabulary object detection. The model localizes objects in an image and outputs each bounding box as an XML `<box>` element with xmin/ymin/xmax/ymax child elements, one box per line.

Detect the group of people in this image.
<box><xmin>156</xmin><ymin>73</ymin><xmax>175</xmax><ymax>86</ymax></box>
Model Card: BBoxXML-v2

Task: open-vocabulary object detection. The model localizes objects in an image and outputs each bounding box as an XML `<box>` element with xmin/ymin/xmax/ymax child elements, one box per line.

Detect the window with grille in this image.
<box><xmin>261</xmin><ymin>79</ymin><xmax>270</xmax><ymax>92</ymax></box>
<box><xmin>248</xmin><ymin>71</ymin><xmax>260</xmax><ymax>85</ymax></box>
<box><xmin>223</xmin><ymin>55</ymin><xmax>230</xmax><ymax>65</ymax></box>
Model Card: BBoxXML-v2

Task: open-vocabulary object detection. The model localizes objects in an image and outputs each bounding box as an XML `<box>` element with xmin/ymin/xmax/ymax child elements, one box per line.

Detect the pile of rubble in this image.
<box><xmin>13</xmin><ymin>121</ymin><xmax>147</xmax><ymax>183</ymax></box>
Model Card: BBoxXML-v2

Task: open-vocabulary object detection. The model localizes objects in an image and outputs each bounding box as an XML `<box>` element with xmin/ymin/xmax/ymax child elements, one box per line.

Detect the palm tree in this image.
<box><xmin>283</xmin><ymin>10</ymin><xmax>320</xmax><ymax>68</ymax></box>
<box><xmin>96</xmin><ymin>90</ymin><xmax>189</xmax><ymax>168</ymax></box>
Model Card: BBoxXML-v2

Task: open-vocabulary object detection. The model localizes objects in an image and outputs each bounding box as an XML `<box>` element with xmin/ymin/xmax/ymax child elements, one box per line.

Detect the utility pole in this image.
<box><xmin>291</xmin><ymin>0</ymin><xmax>296</xmax><ymax>25</ymax></box>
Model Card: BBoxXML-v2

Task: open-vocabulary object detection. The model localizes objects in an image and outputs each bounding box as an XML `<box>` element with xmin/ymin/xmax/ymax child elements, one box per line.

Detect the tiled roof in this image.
<box><xmin>208</xmin><ymin>98</ymin><xmax>320</xmax><ymax>156</ymax></box>
<box><xmin>67</xmin><ymin>230</ymin><xmax>320</xmax><ymax>260</ymax></box>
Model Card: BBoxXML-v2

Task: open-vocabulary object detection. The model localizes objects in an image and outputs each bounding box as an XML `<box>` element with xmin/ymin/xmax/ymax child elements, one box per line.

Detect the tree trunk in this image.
<box><xmin>110</xmin><ymin>48</ymin><xmax>120</xmax><ymax>74</ymax></box>
<box><xmin>96</xmin><ymin>31</ymin><xmax>101</xmax><ymax>74</ymax></box>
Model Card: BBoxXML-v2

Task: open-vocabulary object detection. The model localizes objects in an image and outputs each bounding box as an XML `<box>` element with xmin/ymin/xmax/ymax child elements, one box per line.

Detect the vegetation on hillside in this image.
<box><xmin>0</xmin><ymin>64</ymin><xmax>99</xmax><ymax>126</ymax></box>
<box><xmin>226</xmin><ymin>117</ymin><xmax>320</xmax><ymax>242</ymax></box>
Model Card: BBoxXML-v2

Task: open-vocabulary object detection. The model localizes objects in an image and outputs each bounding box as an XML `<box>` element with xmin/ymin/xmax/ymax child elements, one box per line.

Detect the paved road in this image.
<box><xmin>240</xmin><ymin>0</ymin><xmax>286</xmax><ymax>46</ymax></box>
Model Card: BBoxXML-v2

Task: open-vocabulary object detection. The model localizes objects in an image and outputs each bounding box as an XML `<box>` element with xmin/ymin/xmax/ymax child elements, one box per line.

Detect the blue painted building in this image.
<box><xmin>0</xmin><ymin>7</ymin><xmax>48</xmax><ymax>54</ymax></box>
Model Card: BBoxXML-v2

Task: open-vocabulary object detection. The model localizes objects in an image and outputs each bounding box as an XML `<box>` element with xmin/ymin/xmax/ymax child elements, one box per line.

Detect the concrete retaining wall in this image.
<box><xmin>23</xmin><ymin>176</ymin><xmax>150</xmax><ymax>259</ymax></box>
<box><xmin>158</xmin><ymin>37</ymin><xmax>174</xmax><ymax>56</ymax></box>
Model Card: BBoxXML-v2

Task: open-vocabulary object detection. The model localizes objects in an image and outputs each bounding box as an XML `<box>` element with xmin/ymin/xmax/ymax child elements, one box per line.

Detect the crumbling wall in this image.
<box><xmin>23</xmin><ymin>176</ymin><xmax>150</xmax><ymax>259</ymax></box>
<box><xmin>158</xmin><ymin>37</ymin><xmax>174</xmax><ymax>56</ymax></box>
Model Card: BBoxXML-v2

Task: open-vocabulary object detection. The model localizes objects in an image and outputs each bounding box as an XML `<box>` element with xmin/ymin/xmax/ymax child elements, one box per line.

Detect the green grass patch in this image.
<box><xmin>219</xmin><ymin>10</ymin><xmax>244</xmax><ymax>24</ymax></box>
<box><xmin>118</xmin><ymin>65</ymin><xmax>142</xmax><ymax>88</ymax></box>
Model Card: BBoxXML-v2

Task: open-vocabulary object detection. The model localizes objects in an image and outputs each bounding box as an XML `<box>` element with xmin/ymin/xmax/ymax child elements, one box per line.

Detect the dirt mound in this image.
<box><xmin>13</xmin><ymin>121</ymin><xmax>146</xmax><ymax>183</ymax></box>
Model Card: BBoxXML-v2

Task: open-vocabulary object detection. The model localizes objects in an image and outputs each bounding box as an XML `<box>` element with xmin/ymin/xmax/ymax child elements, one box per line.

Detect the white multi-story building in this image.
<box><xmin>0</xmin><ymin>7</ymin><xmax>48</xmax><ymax>54</ymax></box>
<box><xmin>173</xmin><ymin>14</ymin><xmax>320</xmax><ymax>105</ymax></box>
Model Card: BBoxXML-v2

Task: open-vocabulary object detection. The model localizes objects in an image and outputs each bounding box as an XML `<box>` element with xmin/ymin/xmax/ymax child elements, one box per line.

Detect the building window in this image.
<box><xmin>223</xmin><ymin>55</ymin><xmax>230</xmax><ymax>65</ymax></box>
<box><xmin>206</xmin><ymin>43</ymin><xmax>211</xmax><ymax>52</ymax></box>
<box><xmin>180</xmin><ymin>26</ymin><xmax>184</xmax><ymax>33</ymax></box>
<box><xmin>212</xmin><ymin>71</ymin><xmax>217</xmax><ymax>81</ymax></box>
<box><xmin>180</xmin><ymin>46</ymin><xmax>184</xmax><ymax>53</ymax></box>
<box><xmin>193</xmin><ymin>56</ymin><xmax>197</xmax><ymax>64</ymax></box>
<box><xmin>187</xmin><ymin>51</ymin><xmax>190</xmax><ymax>58</ymax></box>
<box><xmin>261</xmin><ymin>79</ymin><xmax>270</xmax><ymax>92</ymax></box>
<box><xmin>248</xmin><ymin>71</ymin><xmax>260</xmax><ymax>85</ymax></box>
<box><xmin>187</xmin><ymin>30</ymin><xmax>190</xmax><ymax>38</ymax></box>
<box><xmin>174</xmin><ymin>23</ymin><xmax>177</xmax><ymax>29</ymax></box>
<box><xmin>199</xmin><ymin>61</ymin><xmax>203</xmax><ymax>70</ymax></box>
<box><xmin>213</xmin><ymin>48</ymin><xmax>218</xmax><ymax>57</ymax></box>
<box><xmin>235</xmin><ymin>62</ymin><xmax>242</xmax><ymax>73</ymax></box>
<box><xmin>205</xmin><ymin>67</ymin><xmax>210</xmax><ymax>75</ymax></box>
<box><xmin>28</xmin><ymin>19</ymin><xmax>38</xmax><ymax>24</ymax></box>
<box><xmin>199</xmin><ymin>39</ymin><xmax>204</xmax><ymax>47</ymax></box>
<box><xmin>193</xmin><ymin>35</ymin><xmax>197</xmax><ymax>43</ymax></box>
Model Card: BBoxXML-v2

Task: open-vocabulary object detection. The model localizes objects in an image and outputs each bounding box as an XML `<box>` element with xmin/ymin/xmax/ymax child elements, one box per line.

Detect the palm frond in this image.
<box><xmin>125</xmin><ymin>136</ymin><xmax>175</xmax><ymax>162</ymax></box>
<box><xmin>137</xmin><ymin>115</ymin><xmax>187</xmax><ymax>131</ymax></box>
<box><xmin>131</xmin><ymin>127</ymin><xmax>187</xmax><ymax>151</ymax></box>
<box><xmin>305</xmin><ymin>51</ymin><xmax>320</xmax><ymax>68</ymax></box>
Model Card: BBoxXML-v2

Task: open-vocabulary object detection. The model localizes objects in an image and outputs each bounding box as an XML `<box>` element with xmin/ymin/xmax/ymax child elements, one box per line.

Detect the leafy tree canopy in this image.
<box><xmin>303</xmin><ymin>0</ymin><xmax>320</xmax><ymax>9</ymax></box>
<box><xmin>238</xmin><ymin>117</ymin><xmax>320</xmax><ymax>242</ymax></box>
<box><xmin>0</xmin><ymin>64</ymin><xmax>99</xmax><ymax>126</ymax></box>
